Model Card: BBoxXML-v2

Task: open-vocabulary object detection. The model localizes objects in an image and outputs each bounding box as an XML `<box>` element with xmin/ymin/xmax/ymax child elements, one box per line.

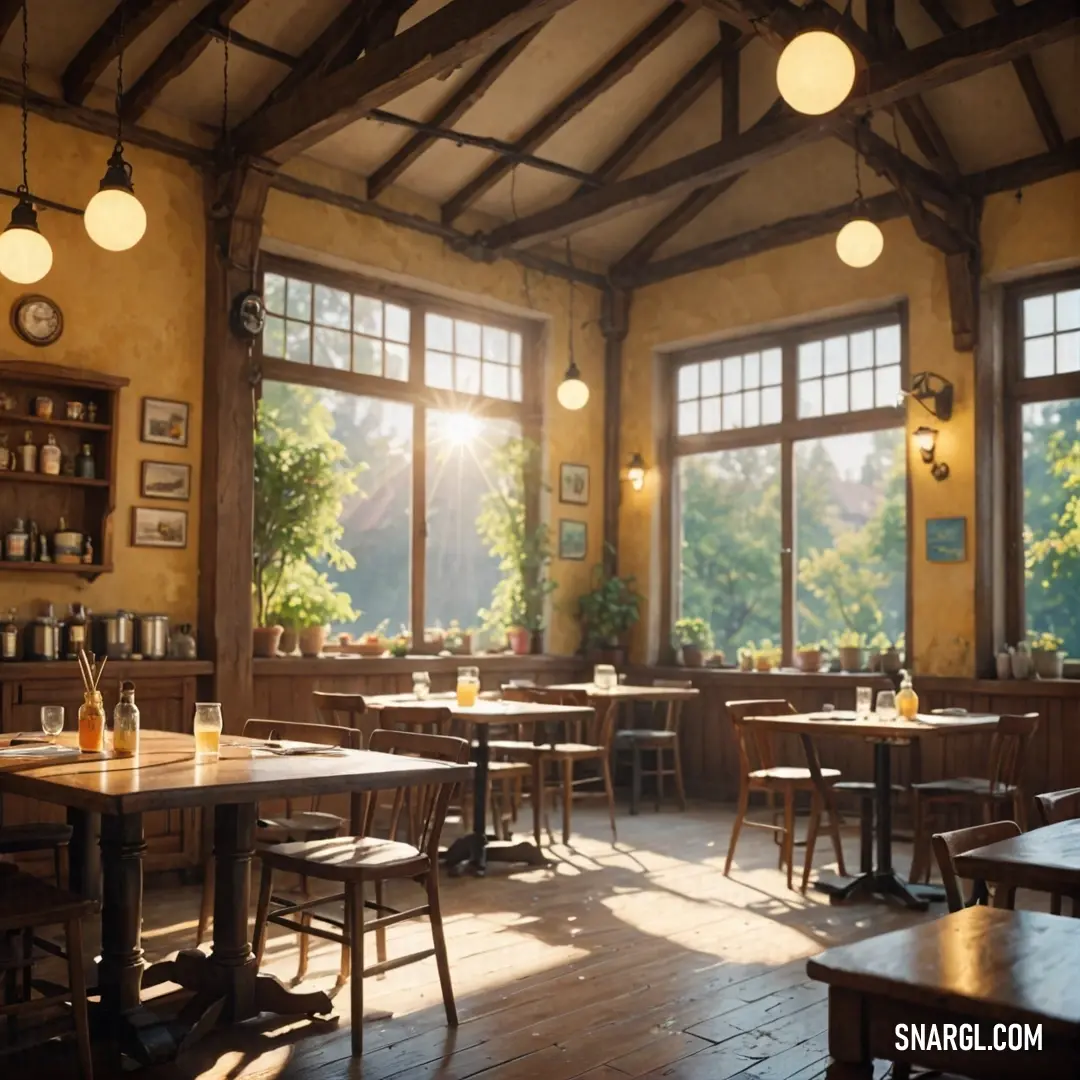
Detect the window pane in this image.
<box><xmin>743</xmin><ymin>389</ymin><xmax>760</xmax><ymax>427</ymax></box>
<box><xmin>1025</xmin><ymin>336</ymin><xmax>1054</xmax><ymax>378</ymax></box>
<box><xmin>875</xmin><ymin>364</ymin><xmax>901</xmax><ymax>408</ymax></box>
<box><xmin>762</xmin><ymin>348</ymin><xmax>782</xmax><ymax>385</ymax></box>
<box><xmin>483</xmin><ymin>327</ymin><xmax>509</xmax><ymax>363</ymax></box>
<box><xmin>823</xmin><ymin>374</ymin><xmax>848</xmax><ymax>415</ymax></box>
<box><xmin>354</xmin><ymin>295</ymin><xmax>383</xmax><ymax>337</ymax></box>
<box><xmin>678</xmin><ymin>364</ymin><xmax>699</xmax><ymax>401</ymax></box>
<box><xmin>743</xmin><ymin>353</ymin><xmax>760</xmax><ymax>388</ymax></box>
<box><xmin>353</xmin><ymin>335</ymin><xmax>382</xmax><ymax>376</ymax></box>
<box><xmin>426</xmin><ymin>413</ymin><xmax>521</xmax><ymax>629</ymax></box>
<box><xmin>1058</xmin><ymin>331</ymin><xmax>1080</xmax><ymax>374</ymax></box>
<box><xmin>722</xmin><ymin>394</ymin><xmax>742</xmax><ymax>429</ymax></box>
<box><xmin>795</xmin><ymin>429</ymin><xmax>906</xmax><ymax>648</ymax></box>
<box><xmin>850</xmin><ymin>330</ymin><xmax>874</xmax><ymax>370</ymax></box>
<box><xmin>509</xmin><ymin>333</ymin><xmax>522</xmax><ymax>366</ymax></box>
<box><xmin>701</xmin><ymin>359</ymin><xmax>721</xmax><ymax>397</ymax></box>
<box><xmin>426</xmin><ymin>350</ymin><xmax>453</xmax><ymax>389</ymax></box>
<box><xmin>824</xmin><ymin>336</ymin><xmax>847</xmax><ymax>375</ymax></box>
<box><xmin>510</xmin><ymin>368</ymin><xmax>522</xmax><ymax>402</ymax></box>
<box><xmin>286</xmin><ymin>279</ymin><xmax>312</xmax><ymax>321</ymax></box>
<box><xmin>761</xmin><ymin>386</ymin><xmax>782</xmax><ymax>425</ymax></box>
<box><xmin>1023</xmin><ymin>399</ymin><xmax>1080</xmax><ymax>656</ymax></box>
<box><xmin>1024</xmin><ymin>294</ymin><xmax>1054</xmax><ymax>337</ymax></box>
<box><xmin>384</xmin><ymin>341</ymin><xmax>409</xmax><ymax>382</ymax></box>
<box><xmin>875</xmin><ymin>324</ymin><xmax>900</xmax><ymax>367</ymax></box>
<box><xmin>427</xmin><ymin>313</ymin><xmax>453</xmax><ymax>351</ymax></box>
<box><xmin>260</xmin><ymin>382</ymin><xmax>412</xmax><ymax>637</ymax></box>
<box><xmin>851</xmin><ymin>369</ymin><xmax>874</xmax><ymax>411</ymax></box>
<box><xmin>701</xmin><ymin>397</ymin><xmax>721</xmax><ymax>433</ymax></box>
<box><xmin>314</xmin><ymin>326</ymin><xmax>350</xmax><ymax>370</ymax></box>
<box><xmin>285</xmin><ymin>321</ymin><xmax>311</xmax><ymax>363</ymax></box>
<box><xmin>263</xmin><ymin>315</ymin><xmax>285</xmax><ymax>358</ymax></box>
<box><xmin>315</xmin><ymin>285</ymin><xmax>351</xmax><ymax>329</ymax></box>
<box><xmin>385</xmin><ymin>304</ymin><xmax>410</xmax><ymax>344</ymax></box>
<box><xmin>799</xmin><ymin>341</ymin><xmax>822</xmax><ymax>380</ymax></box>
<box><xmin>678</xmin><ymin>446</ymin><xmax>782</xmax><ymax>658</ymax></box>
<box><xmin>456</xmin><ymin>355</ymin><xmax>481</xmax><ymax>395</ymax></box>
<box><xmin>678</xmin><ymin>401</ymin><xmax>699</xmax><ymax>436</ymax></box>
<box><xmin>264</xmin><ymin>273</ymin><xmax>286</xmax><ymax>315</ymax></box>
<box><xmin>455</xmin><ymin>320</ymin><xmax>481</xmax><ymax>357</ymax></box>
<box><xmin>799</xmin><ymin>380</ymin><xmax>822</xmax><ymax>418</ymax></box>
<box><xmin>482</xmin><ymin>361</ymin><xmax>509</xmax><ymax>400</ymax></box>
<box><xmin>1058</xmin><ymin>289</ymin><xmax>1080</xmax><ymax>332</ymax></box>
<box><xmin>723</xmin><ymin>356</ymin><xmax>742</xmax><ymax>393</ymax></box>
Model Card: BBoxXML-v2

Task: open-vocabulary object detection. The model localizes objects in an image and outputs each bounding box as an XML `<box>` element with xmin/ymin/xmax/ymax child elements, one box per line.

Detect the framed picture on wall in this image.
<box><xmin>141</xmin><ymin>460</ymin><xmax>191</xmax><ymax>501</ymax></box>
<box><xmin>559</xmin><ymin>519</ymin><xmax>588</xmax><ymax>561</ymax></box>
<box><xmin>132</xmin><ymin>506</ymin><xmax>188</xmax><ymax>549</ymax></box>
<box><xmin>141</xmin><ymin>397</ymin><xmax>190</xmax><ymax>447</ymax></box>
<box><xmin>926</xmin><ymin>516</ymin><xmax>967</xmax><ymax>562</ymax></box>
<box><xmin>559</xmin><ymin>463</ymin><xmax>590</xmax><ymax>505</ymax></box>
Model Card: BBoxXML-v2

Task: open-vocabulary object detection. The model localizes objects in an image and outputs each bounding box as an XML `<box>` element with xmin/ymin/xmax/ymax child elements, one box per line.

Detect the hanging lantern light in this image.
<box><xmin>558</xmin><ymin>240</ymin><xmax>589</xmax><ymax>411</ymax></box>
<box><xmin>776</xmin><ymin>30</ymin><xmax>856</xmax><ymax>116</ymax></box>
<box><xmin>85</xmin><ymin>4</ymin><xmax>146</xmax><ymax>251</ymax></box>
<box><xmin>836</xmin><ymin>118</ymin><xmax>883</xmax><ymax>269</ymax></box>
<box><xmin>0</xmin><ymin>3</ymin><xmax>52</xmax><ymax>284</ymax></box>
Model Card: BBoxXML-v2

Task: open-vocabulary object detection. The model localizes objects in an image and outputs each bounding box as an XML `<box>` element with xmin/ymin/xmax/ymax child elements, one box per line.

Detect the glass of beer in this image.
<box><xmin>193</xmin><ymin>702</ymin><xmax>223</xmax><ymax>762</ymax></box>
<box><xmin>456</xmin><ymin>666</ymin><xmax>480</xmax><ymax>708</ymax></box>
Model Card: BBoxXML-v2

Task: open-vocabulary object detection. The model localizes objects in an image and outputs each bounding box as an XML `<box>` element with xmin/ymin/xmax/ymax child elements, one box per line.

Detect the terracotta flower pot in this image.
<box><xmin>681</xmin><ymin>645</ymin><xmax>704</xmax><ymax>668</ymax></box>
<box><xmin>253</xmin><ymin>625</ymin><xmax>283</xmax><ymax>658</ymax></box>
<box><xmin>299</xmin><ymin>626</ymin><xmax>328</xmax><ymax>658</ymax></box>
<box><xmin>278</xmin><ymin>629</ymin><xmax>299</xmax><ymax>656</ymax></box>
<box><xmin>795</xmin><ymin>649</ymin><xmax>822</xmax><ymax>673</ymax></box>
<box><xmin>738</xmin><ymin>652</ymin><xmax>753</xmax><ymax>672</ymax></box>
<box><xmin>838</xmin><ymin>646</ymin><xmax>863</xmax><ymax>673</ymax></box>
<box><xmin>1032</xmin><ymin>650</ymin><xmax>1065</xmax><ymax>679</ymax></box>
<box><xmin>508</xmin><ymin>627</ymin><xmax>531</xmax><ymax>656</ymax></box>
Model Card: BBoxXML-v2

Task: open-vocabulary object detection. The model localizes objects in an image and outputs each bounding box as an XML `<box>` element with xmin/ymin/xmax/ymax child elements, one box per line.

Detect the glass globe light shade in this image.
<box><xmin>835</xmin><ymin>218</ymin><xmax>884</xmax><ymax>268</ymax></box>
<box><xmin>85</xmin><ymin>186</ymin><xmax>147</xmax><ymax>252</ymax></box>
<box><xmin>776</xmin><ymin>31</ymin><xmax>856</xmax><ymax>115</ymax></box>
<box><xmin>0</xmin><ymin>200</ymin><xmax>53</xmax><ymax>284</ymax></box>
<box><xmin>557</xmin><ymin>366</ymin><xmax>589</xmax><ymax>411</ymax></box>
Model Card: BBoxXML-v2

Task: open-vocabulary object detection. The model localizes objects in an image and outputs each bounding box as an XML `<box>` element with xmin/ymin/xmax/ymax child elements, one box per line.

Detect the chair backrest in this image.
<box><xmin>375</xmin><ymin>705</ymin><xmax>453</xmax><ymax>737</ymax></box>
<box><xmin>364</xmin><ymin>729</ymin><xmax>470</xmax><ymax>859</ymax></box>
<box><xmin>1035</xmin><ymin>787</ymin><xmax>1080</xmax><ymax>826</ymax></box>
<box><xmin>930</xmin><ymin>820</ymin><xmax>1021</xmax><ymax>913</ymax></box>
<box><xmin>313</xmin><ymin>691</ymin><xmax>377</xmax><ymax>745</ymax></box>
<box><xmin>243</xmin><ymin>718</ymin><xmax>362</xmax><ymax>818</ymax></box>
<box><xmin>503</xmin><ymin>686</ymin><xmax>609</xmax><ymax>748</ymax></box>
<box><xmin>725</xmin><ymin>699</ymin><xmax>796</xmax><ymax>773</ymax></box>
<box><xmin>653</xmin><ymin>678</ymin><xmax>693</xmax><ymax>733</ymax></box>
<box><xmin>987</xmin><ymin>713</ymin><xmax>1039</xmax><ymax>793</ymax></box>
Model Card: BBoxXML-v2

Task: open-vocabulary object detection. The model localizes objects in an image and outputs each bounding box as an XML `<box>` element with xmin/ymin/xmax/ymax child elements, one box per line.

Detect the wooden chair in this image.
<box><xmin>1</xmin><ymin>870</ymin><xmax>97</xmax><ymax>1078</ymax></box>
<box><xmin>0</xmin><ymin>798</ymin><xmax>72</xmax><ymax>886</ymax></box>
<box><xmin>612</xmin><ymin>680</ymin><xmax>690</xmax><ymax>815</ymax></box>
<box><xmin>313</xmin><ymin>691</ymin><xmax>376</xmax><ymax>744</ymax></box>
<box><xmin>1035</xmin><ymin>787</ymin><xmax>1080</xmax><ymax>826</ymax></box>
<box><xmin>498</xmin><ymin>687</ymin><xmax>618</xmax><ymax>846</ymax></box>
<box><xmin>909</xmin><ymin>712</ymin><xmax>1039</xmax><ymax>884</ymax></box>
<box><xmin>930</xmin><ymin>820</ymin><xmax>1022</xmax><ymax>913</ymax></box>
<box><xmin>196</xmin><ymin>718</ymin><xmax>362</xmax><ymax>985</ymax></box>
<box><xmin>723</xmin><ymin>699</ymin><xmax>846</xmax><ymax>890</ymax></box>
<box><xmin>252</xmin><ymin>729</ymin><xmax>469</xmax><ymax>1058</ymax></box>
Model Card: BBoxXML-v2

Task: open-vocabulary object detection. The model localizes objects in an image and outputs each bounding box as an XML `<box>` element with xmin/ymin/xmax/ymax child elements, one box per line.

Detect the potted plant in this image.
<box><xmin>836</xmin><ymin>630</ymin><xmax>865</xmax><ymax>673</ymax></box>
<box><xmin>737</xmin><ymin>644</ymin><xmax>754</xmax><ymax>672</ymax></box>
<box><xmin>795</xmin><ymin>641</ymin><xmax>825</xmax><ymax>673</ymax></box>
<box><xmin>252</xmin><ymin>401</ymin><xmax>360</xmax><ymax>658</ymax></box>
<box><xmin>267</xmin><ymin>562</ymin><xmax>357</xmax><ymax>658</ymax></box>
<box><xmin>578</xmin><ymin>559</ymin><xmax>642</xmax><ymax>665</ymax></box>
<box><xmin>882</xmin><ymin>632</ymin><xmax>904</xmax><ymax>676</ymax></box>
<box><xmin>388</xmin><ymin>628</ymin><xmax>411</xmax><ymax>658</ymax></box>
<box><xmin>477</xmin><ymin>439</ymin><xmax>557</xmax><ymax>656</ymax></box>
<box><xmin>754</xmin><ymin>639</ymin><xmax>780</xmax><ymax>672</ymax></box>
<box><xmin>867</xmin><ymin>631</ymin><xmax>890</xmax><ymax>673</ymax></box>
<box><xmin>1030</xmin><ymin>630</ymin><xmax>1065</xmax><ymax>679</ymax></box>
<box><xmin>444</xmin><ymin>621</ymin><xmax>472</xmax><ymax>656</ymax></box>
<box><xmin>674</xmin><ymin>617</ymin><xmax>713</xmax><ymax>668</ymax></box>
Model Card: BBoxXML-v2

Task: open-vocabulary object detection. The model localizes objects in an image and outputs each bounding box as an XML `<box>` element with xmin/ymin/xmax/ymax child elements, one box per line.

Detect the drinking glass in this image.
<box><xmin>593</xmin><ymin>664</ymin><xmax>616</xmax><ymax>690</ymax></box>
<box><xmin>876</xmin><ymin>690</ymin><xmax>897</xmax><ymax>723</ymax></box>
<box><xmin>456</xmin><ymin>666</ymin><xmax>480</xmax><ymax>708</ymax></box>
<box><xmin>40</xmin><ymin>705</ymin><xmax>64</xmax><ymax>739</ymax></box>
<box><xmin>413</xmin><ymin>671</ymin><xmax>431</xmax><ymax>700</ymax></box>
<box><xmin>193</xmin><ymin>702</ymin><xmax>223</xmax><ymax>762</ymax></box>
<box><xmin>855</xmin><ymin>687</ymin><xmax>873</xmax><ymax>719</ymax></box>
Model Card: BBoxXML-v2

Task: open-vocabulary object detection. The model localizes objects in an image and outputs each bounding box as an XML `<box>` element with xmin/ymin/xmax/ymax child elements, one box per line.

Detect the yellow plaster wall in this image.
<box><xmin>0</xmin><ymin>106</ymin><xmax>205</xmax><ymax>625</ymax></box>
<box><xmin>262</xmin><ymin>183</ymin><xmax>606</xmax><ymax>655</ymax></box>
<box><xmin>621</xmin><ymin>173</ymin><xmax>1080</xmax><ymax>676</ymax></box>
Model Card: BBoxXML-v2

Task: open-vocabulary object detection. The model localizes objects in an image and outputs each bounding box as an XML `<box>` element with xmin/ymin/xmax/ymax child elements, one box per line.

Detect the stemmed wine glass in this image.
<box><xmin>40</xmin><ymin>705</ymin><xmax>65</xmax><ymax>741</ymax></box>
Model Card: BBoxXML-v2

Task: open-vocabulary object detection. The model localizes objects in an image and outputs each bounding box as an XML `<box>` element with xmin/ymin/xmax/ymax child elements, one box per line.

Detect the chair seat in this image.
<box><xmin>614</xmin><ymin>729</ymin><xmax>676</xmax><ymax>745</ymax></box>
<box><xmin>486</xmin><ymin>760</ymin><xmax>531</xmax><ymax>776</ymax></box>
<box><xmin>749</xmin><ymin>766</ymin><xmax>841</xmax><ymax>783</ymax></box>
<box><xmin>0</xmin><ymin>870</ymin><xmax>98</xmax><ymax>933</ymax></box>
<box><xmin>494</xmin><ymin>740</ymin><xmax>605</xmax><ymax>760</ymax></box>
<box><xmin>257</xmin><ymin>811</ymin><xmax>344</xmax><ymax>843</ymax></box>
<box><xmin>0</xmin><ymin>822</ymin><xmax>74</xmax><ymax>854</ymax></box>
<box><xmin>259</xmin><ymin>835</ymin><xmax>428</xmax><ymax>883</ymax></box>
<box><xmin>912</xmin><ymin>777</ymin><xmax>1018</xmax><ymax>798</ymax></box>
<box><xmin>833</xmin><ymin>781</ymin><xmax>907</xmax><ymax>794</ymax></box>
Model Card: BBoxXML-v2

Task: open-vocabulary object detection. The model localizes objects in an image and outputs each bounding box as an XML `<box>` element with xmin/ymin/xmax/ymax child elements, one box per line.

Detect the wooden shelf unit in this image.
<box><xmin>0</xmin><ymin>357</ymin><xmax>128</xmax><ymax>579</ymax></box>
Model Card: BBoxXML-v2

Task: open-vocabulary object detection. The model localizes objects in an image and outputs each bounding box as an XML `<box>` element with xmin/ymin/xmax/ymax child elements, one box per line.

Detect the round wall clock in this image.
<box><xmin>11</xmin><ymin>294</ymin><xmax>63</xmax><ymax>347</ymax></box>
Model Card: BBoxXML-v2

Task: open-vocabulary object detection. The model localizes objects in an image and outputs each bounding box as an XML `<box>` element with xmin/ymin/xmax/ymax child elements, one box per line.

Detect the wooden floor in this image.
<box><xmin>20</xmin><ymin>802</ymin><xmax>1008</xmax><ymax>1080</ymax></box>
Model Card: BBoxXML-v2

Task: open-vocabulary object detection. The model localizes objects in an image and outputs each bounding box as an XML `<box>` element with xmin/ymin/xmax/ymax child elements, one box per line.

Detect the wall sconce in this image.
<box><xmin>901</xmin><ymin>371</ymin><xmax>954</xmax><ymax>421</ymax></box>
<box><xmin>913</xmin><ymin>426</ymin><xmax>949</xmax><ymax>481</ymax></box>
<box><xmin>626</xmin><ymin>453</ymin><xmax>647</xmax><ymax>491</ymax></box>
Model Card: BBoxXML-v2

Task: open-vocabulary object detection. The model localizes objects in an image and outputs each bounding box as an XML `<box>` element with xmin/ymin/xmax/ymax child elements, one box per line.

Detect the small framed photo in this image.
<box><xmin>141</xmin><ymin>460</ymin><xmax>191</xmax><ymax>501</ymax></box>
<box><xmin>132</xmin><ymin>506</ymin><xmax>188</xmax><ymax>549</ymax></box>
<box><xmin>559</xmin><ymin>462</ymin><xmax>590</xmax><ymax>506</ymax></box>
<box><xmin>141</xmin><ymin>397</ymin><xmax>189</xmax><ymax>447</ymax></box>
<box><xmin>926</xmin><ymin>516</ymin><xmax>966</xmax><ymax>563</ymax></box>
<box><xmin>558</xmin><ymin>519</ymin><xmax>588</xmax><ymax>561</ymax></box>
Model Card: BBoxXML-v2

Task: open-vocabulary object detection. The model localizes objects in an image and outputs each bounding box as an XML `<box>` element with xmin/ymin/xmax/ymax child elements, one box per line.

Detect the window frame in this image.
<box><xmin>257</xmin><ymin>253</ymin><xmax>543</xmax><ymax>643</ymax></box>
<box><xmin>661</xmin><ymin>304</ymin><xmax>911</xmax><ymax>667</ymax></box>
<box><xmin>1003</xmin><ymin>268</ymin><xmax>1080</xmax><ymax>649</ymax></box>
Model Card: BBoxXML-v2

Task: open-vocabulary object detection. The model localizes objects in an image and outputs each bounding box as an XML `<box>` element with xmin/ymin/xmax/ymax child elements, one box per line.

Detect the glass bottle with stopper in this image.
<box><xmin>113</xmin><ymin>681</ymin><xmax>140</xmax><ymax>756</ymax></box>
<box><xmin>39</xmin><ymin>433</ymin><xmax>61</xmax><ymax>475</ymax></box>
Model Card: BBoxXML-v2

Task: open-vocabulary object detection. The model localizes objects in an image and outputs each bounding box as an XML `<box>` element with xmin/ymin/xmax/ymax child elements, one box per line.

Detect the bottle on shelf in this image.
<box><xmin>83</xmin><ymin>537</ymin><xmax>94</xmax><ymax>565</ymax></box>
<box><xmin>113</xmin><ymin>681</ymin><xmax>140</xmax><ymax>756</ymax></box>
<box><xmin>897</xmin><ymin>669</ymin><xmax>919</xmax><ymax>720</ymax></box>
<box><xmin>38</xmin><ymin>534</ymin><xmax>50</xmax><ymax>562</ymax></box>
<box><xmin>54</xmin><ymin>518</ymin><xmax>84</xmax><ymax>564</ymax></box>
<box><xmin>1</xmin><ymin>609</ymin><xmax>18</xmax><ymax>660</ymax></box>
<box><xmin>75</xmin><ymin>443</ymin><xmax>95</xmax><ymax>479</ymax></box>
<box><xmin>4</xmin><ymin>518</ymin><xmax>29</xmax><ymax>561</ymax></box>
<box><xmin>15</xmin><ymin>430</ymin><xmax>37</xmax><ymax>472</ymax></box>
<box><xmin>64</xmin><ymin>603</ymin><xmax>88</xmax><ymax>659</ymax></box>
<box><xmin>39</xmin><ymin>432</ymin><xmax>61</xmax><ymax>475</ymax></box>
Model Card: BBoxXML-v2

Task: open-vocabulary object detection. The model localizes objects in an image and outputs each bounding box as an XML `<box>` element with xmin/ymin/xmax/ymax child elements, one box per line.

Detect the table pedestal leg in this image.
<box><xmin>67</xmin><ymin>808</ymin><xmax>100</xmax><ymax>902</ymax></box>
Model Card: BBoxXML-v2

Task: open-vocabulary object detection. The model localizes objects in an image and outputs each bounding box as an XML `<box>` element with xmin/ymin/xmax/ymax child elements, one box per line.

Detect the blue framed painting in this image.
<box><xmin>926</xmin><ymin>517</ymin><xmax>967</xmax><ymax>562</ymax></box>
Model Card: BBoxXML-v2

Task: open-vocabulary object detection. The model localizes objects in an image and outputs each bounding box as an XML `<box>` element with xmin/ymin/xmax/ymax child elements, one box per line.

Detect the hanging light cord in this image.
<box><xmin>853</xmin><ymin>117</ymin><xmax>865</xmax><ymax>204</ymax></box>
<box><xmin>565</xmin><ymin>237</ymin><xmax>576</xmax><ymax>365</ymax></box>
<box><xmin>221</xmin><ymin>29</ymin><xmax>230</xmax><ymax>145</ymax></box>
<box><xmin>19</xmin><ymin>0</ymin><xmax>29</xmax><ymax>194</ymax></box>
<box><xmin>113</xmin><ymin>1</ymin><xmax>125</xmax><ymax>152</ymax></box>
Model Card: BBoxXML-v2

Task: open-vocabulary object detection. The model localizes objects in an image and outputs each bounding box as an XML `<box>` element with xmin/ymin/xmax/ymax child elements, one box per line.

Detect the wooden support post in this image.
<box><xmin>601</xmin><ymin>288</ymin><xmax>631</xmax><ymax>576</ymax></box>
<box><xmin>198</xmin><ymin>161</ymin><xmax>273</xmax><ymax>727</ymax></box>
<box><xmin>944</xmin><ymin>198</ymin><xmax>983</xmax><ymax>352</ymax></box>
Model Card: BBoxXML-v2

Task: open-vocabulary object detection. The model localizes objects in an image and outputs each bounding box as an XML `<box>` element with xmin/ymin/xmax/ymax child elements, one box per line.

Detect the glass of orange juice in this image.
<box><xmin>193</xmin><ymin>702</ymin><xmax>223</xmax><ymax>762</ymax></box>
<box><xmin>456</xmin><ymin>666</ymin><xmax>479</xmax><ymax>708</ymax></box>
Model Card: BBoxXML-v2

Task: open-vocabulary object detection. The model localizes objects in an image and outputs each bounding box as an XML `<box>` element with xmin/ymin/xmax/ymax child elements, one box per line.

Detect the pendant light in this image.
<box><xmin>836</xmin><ymin>120</ymin><xmax>883</xmax><ymax>269</ymax></box>
<box><xmin>0</xmin><ymin>2</ymin><xmax>52</xmax><ymax>284</ymax></box>
<box><xmin>557</xmin><ymin>240</ymin><xmax>589</xmax><ymax>411</ymax></box>
<box><xmin>776</xmin><ymin>5</ymin><xmax>856</xmax><ymax>118</ymax></box>
<box><xmin>84</xmin><ymin>4</ymin><xmax>146</xmax><ymax>251</ymax></box>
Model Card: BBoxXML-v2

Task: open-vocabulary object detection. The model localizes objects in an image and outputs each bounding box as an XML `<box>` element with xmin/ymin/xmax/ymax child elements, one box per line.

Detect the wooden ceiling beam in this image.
<box><xmin>62</xmin><ymin>0</ymin><xmax>175</xmax><ymax>105</ymax></box>
<box><xmin>482</xmin><ymin>0</ymin><xmax>1079</xmax><ymax>251</ymax></box>
<box><xmin>367</xmin><ymin>24</ymin><xmax>544</xmax><ymax>199</ymax></box>
<box><xmin>324</xmin><ymin>0</ymin><xmax>419</xmax><ymax>74</ymax></box>
<box><xmin>232</xmin><ymin>0</ymin><xmax>580</xmax><ymax>162</ymax></box>
<box><xmin>122</xmin><ymin>0</ymin><xmax>253</xmax><ymax>123</ymax></box>
<box><xmin>440</xmin><ymin>2</ymin><xmax>695</xmax><ymax>224</ymax></box>
<box><xmin>0</xmin><ymin>1</ymin><xmax>23</xmax><ymax>44</ymax></box>
<box><xmin>970</xmin><ymin>136</ymin><xmax>1080</xmax><ymax>195</ymax></box>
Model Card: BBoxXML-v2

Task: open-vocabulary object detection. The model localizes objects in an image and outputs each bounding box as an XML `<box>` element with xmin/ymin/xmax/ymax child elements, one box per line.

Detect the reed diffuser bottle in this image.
<box><xmin>77</xmin><ymin>649</ymin><xmax>106</xmax><ymax>753</ymax></box>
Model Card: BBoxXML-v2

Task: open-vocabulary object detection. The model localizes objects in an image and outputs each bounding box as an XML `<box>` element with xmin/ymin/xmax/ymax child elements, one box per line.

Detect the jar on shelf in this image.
<box><xmin>39</xmin><ymin>433</ymin><xmax>61</xmax><ymax>475</ymax></box>
<box><xmin>15</xmin><ymin>431</ymin><xmax>37</xmax><ymax>472</ymax></box>
<box><xmin>75</xmin><ymin>443</ymin><xmax>96</xmax><ymax>479</ymax></box>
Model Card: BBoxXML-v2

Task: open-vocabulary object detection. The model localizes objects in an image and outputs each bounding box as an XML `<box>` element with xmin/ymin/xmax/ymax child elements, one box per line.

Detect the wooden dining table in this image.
<box><xmin>742</xmin><ymin>710</ymin><xmax>999</xmax><ymax>910</ymax></box>
<box><xmin>364</xmin><ymin>692</ymin><xmax>595</xmax><ymax>875</ymax></box>
<box><xmin>808</xmin><ymin>906</ymin><xmax>1080</xmax><ymax>1078</ymax></box>
<box><xmin>955</xmin><ymin>817</ymin><xmax>1080</xmax><ymax>913</ymax></box>
<box><xmin>0</xmin><ymin>729</ymin><xmax>472</xmax><ymax>1065</ymax></box>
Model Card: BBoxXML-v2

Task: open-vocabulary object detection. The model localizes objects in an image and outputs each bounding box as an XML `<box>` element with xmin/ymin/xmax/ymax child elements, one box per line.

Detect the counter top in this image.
<box><xmin>0</xmin><ymin>659</ymin><xmax>213</xmax><ymax>680</ymax></box>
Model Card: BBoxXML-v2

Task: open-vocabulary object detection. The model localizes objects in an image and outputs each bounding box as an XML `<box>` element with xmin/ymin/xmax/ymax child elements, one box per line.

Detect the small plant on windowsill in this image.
<box><xmin>737</xmin><ymin>643</ymin><xmax>755</xmax><ymax>672</ymax></box>
<box><xmin>835</xmin><ymin>629</ymin><xmax>866</xmax><ymax>673</ymax></box>
<box><xmin>265</xmin><ymin>561</ymin><xmax>358</xmax><ymax>658</ymax></box>
<box><xmin>754</xmin><ymin>638</ymin><xmax>781</xmax><ymax>672</ymax></box>
<box><xmin>674</xmin><ymin>617</ymin><xmax>713</xmax><ymax>668</ymax></box>
<box><xmin>795</xmin><ymin>641</ymin><xmax>827</xmax><ymax>673</ymax></box>
<box><xmin>578</xmin><ymin>555</ymin><xmax>642</xmax><ymax>666</ymax></box>
<box><xmin>1029</xmin><ymin>630</ymin><xmax>1065</xmax><ymax>679</ymax></box>
<box><xmin>388</xmin><ymin>628</ymin><xmax>411</xmax><ymax>659</ymax></box>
